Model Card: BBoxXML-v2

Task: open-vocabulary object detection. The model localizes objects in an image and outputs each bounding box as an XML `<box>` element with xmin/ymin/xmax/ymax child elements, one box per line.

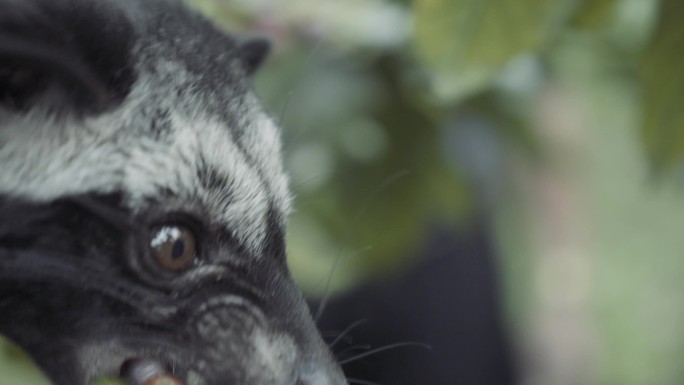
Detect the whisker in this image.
<box><xmin>329</xmin><ymin>318</ymin><xmax>367</xmax><ymax>348</ymax></box>
<box><xmin>321</xmin><ymin>331</ymin><xmax>342</xmax><ymax>338</ymax></box>
<box><xmin>279</xmin><ymin>38</ymin><xmax>325</xmax><ymax>152</ymax></box>
<box><xmin>278</xmin><ymin>90</ymin><xmax>295</xmax><ymax>128</ymax></box>
<box><xmin>290</xmin><ymin>171</ymin><xmax>335</xmax><ymax>190</ymax></box>
<box><xmin>119</xmin><ymin>334</ymin><xmax>185</xmax><ymax>352</ymax></box>
<box><xmin>336</xmin><ymin>344</ymin><xmax>370</xmax><ymax>358</ymax></box>
<box><xmin>315</xmin><ymin>170</ymin><xmax>410</xmax><ymax>322</ymax></box>
<box><xmin>338</xmin><ymin>341</ymin><xmax>431</xmax><ymax>366</ymax></box>
<box><xmin>308</xmin><ymin>246</ymin><xmax>371</xmax><ymax>295</ymax></box>
<box><xmin>347</xmin><ymin>378</ymin><xmax>383</xmax><ymax>385</ymax></box>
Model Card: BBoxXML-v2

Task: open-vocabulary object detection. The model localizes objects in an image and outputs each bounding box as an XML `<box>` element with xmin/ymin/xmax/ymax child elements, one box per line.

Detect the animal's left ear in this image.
<box><xmin>237</xmin><ymin>38</ymin><xmax>271</xmax><ymax>76</ymax></box>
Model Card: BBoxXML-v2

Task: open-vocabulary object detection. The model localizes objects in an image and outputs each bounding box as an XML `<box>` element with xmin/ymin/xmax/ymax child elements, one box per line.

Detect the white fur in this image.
<box><xmin>0</xmin><ymin>61</ymin><xmax>291</xmax><ymax>255</ymax></box>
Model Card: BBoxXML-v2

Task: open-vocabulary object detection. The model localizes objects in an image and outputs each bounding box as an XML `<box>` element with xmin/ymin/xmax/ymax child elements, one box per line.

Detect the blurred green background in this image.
<box><xmin>2</xmin><ymin>0</ymin><xmax>684</xmax><ymax>384</ymax></box>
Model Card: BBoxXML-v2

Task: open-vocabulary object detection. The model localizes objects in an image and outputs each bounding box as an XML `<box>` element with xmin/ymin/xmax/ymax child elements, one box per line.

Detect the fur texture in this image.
<box><xmin>0</xmin><ymin>1</ymin><xmax>344</xmax><ymax>384</ymax></box>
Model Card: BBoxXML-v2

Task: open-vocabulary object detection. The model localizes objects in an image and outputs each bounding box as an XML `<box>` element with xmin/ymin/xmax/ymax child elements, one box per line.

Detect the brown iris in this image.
<box><xmin>149</xmin><ymin>225</ymin><xmax>196</xmax><ymax>271</ymax></box>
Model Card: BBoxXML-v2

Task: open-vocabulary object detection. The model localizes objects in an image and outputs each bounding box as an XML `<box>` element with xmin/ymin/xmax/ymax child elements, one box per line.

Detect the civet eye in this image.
<box><xmin>149</xmin><ymin>225</ymin><xmax>196</xmax><ymax>271</ymax></box>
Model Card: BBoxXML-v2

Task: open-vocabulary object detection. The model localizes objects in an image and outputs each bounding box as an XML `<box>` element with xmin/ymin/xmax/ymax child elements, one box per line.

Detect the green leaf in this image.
<box><xmin>571</xmin><ymin>0</ymin><xmax>616</xmax><ymax>31</ymax></box>
<box><xmin>413</xmin><ymin>0</ymin><xmax>569</xmax><ymax>103</ymax></box>
<box><xmin>0</xmin><ymin>336</ymin><xmax>51</xmax><ymax>385</ymax></box>
<box><xmin>640</xmin><ymin>0</ymin><xmax>684</xmax><ymax>171</ymax></box>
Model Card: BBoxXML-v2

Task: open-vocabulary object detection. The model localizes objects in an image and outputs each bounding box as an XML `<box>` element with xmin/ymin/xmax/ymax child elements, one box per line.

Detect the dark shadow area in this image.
<box><xmin>315</xmin><ymin>223</ymin><xmax>518</xmax><ymax>385</ymax></box>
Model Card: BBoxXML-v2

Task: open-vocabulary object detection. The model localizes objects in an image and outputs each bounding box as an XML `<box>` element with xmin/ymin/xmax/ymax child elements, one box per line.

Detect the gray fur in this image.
<box><xmin>0</xmin><ymin>0</ymin><xmax>344</xmax><ymax>384</ymax></box>
<box><xmin>0</xmin><ymin>40</ymin><xmax>290</xmax><ymax>255</ymax></box>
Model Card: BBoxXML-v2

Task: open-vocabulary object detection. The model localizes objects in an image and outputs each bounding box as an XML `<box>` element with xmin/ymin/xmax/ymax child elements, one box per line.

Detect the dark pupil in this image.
<box><xmin>171</xmin><ymin>239</ymin><xmax>185</xmax><ymax>260</ymax></box>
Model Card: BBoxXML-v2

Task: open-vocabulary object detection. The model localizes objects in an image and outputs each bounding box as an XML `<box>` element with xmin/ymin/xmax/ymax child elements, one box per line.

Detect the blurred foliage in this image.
<box><xmin>413</xmin><ymin>0</ymin><xmax>562</xmax><ymax>102</ymax></box>
<box><xmin>89</xmin><ymin>379</ymin><xmax>127</xmax><ymax>385</ymax></box>
<box><xmin>3</xmin><ymin>0</ymin><xmax>684</xmax><ymax>384</ymax></box>
<box><xmin>193</xmin><ymin>0</ymin><xmax>678</xmax><ymax>293</ymax></box>
<box><xmin>0</xmin><ymin>337</ymin><xmax>50</xmax><ymax>385</ymax></box>
<box><xmin>571</xmin><ymin>0</ymin><xmax>616</xmax><ymax>30</ymax></box>
<box><xmin>640</xmin><ymin>0</ymin><xmax>684</xmax><ymax>172</ymax></box>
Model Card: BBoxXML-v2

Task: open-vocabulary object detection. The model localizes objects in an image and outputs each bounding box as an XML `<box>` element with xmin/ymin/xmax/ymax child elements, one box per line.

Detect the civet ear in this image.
<box><xmin>237</xmin><ymin>38</ymin><xmax>271</xmax><ymax>76</ymax></box>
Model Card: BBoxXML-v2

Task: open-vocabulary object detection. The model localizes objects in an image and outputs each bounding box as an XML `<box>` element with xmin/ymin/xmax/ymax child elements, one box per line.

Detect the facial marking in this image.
<box><xmin>0</xmin><ymin>2</ymin><xmax>347</xmax><ymax>385</ymax></box>
<box><xmin>0</xmin><ymin>74</ymin><xmax>290</xmax><ymax>255</ymax></box>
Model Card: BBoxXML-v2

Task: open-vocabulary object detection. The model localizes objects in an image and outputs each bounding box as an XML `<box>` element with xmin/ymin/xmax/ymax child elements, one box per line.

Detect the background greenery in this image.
<box><xmin>2</xmin><ymin>0</ymin><xmax>684</xmax><ymax>384</ymax></box>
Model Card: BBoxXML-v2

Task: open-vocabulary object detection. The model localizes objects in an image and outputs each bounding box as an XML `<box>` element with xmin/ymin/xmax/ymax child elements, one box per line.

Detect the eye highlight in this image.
<box><xmin>149</xmin><ymin>225</ymin><xmax>196</xmax><ymax>271</ymax></box>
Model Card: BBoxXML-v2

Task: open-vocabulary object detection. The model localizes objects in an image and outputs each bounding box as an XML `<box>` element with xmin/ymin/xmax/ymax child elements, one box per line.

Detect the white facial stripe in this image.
<box><xmin>235</xmin><ymin>94</ymin><xmax>292</xmax><ymax>219</ymax></box>
<box><xmin>0</xmin><ymin>110</ymin><xmax>126</xmax><ymax>200</ymax></box>
<box><xmin>0</xmin><ymin>78</ymin><xmax>291</xmax><ymax>255</ymax></box>
<box><xmin>153</xmin><ymin>112</ymin><xmax>272</xmax><ymax>253</ymax></box>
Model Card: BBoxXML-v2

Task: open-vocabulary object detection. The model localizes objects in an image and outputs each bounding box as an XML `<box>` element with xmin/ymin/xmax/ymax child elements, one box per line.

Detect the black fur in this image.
<box><xmin>0</xmin><ymin>0</ymin><xmax>135</xmax><ymax>112</ymax></box>
<box><xmin>0</xmin><ymin>0</ymin><xmax>269</xmax><ymax>115</ymax></box>
<box><xmin>0</xmin><ymin>1</ymin><xmax>343</xmax><ymax>385</ymax></box>
<box><xmin>237</xmin><ymin>39</ymin><xmax>272</xmax><ymax>76</ymax></box>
